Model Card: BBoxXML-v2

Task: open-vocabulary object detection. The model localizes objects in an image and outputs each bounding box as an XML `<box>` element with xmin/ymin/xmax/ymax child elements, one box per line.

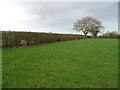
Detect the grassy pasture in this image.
<box><xmin>2</xmin><ymin>39</ymin><xmax>118</xmax><ymax>88</ymax></box>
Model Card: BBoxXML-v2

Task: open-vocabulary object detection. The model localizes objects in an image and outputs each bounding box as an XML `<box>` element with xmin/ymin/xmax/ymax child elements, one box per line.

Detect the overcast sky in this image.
<box><xmin>0</xmin><ymin>1</ymin><xmax>118</xmax><ymax>34</ymax></box>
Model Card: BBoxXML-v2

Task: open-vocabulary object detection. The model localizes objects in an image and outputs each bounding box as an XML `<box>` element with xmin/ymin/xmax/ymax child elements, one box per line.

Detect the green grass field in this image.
<box><xmin>2</xmin><ymin>39</ymin><xmax>118</xmax><ymax>88</ymax></box>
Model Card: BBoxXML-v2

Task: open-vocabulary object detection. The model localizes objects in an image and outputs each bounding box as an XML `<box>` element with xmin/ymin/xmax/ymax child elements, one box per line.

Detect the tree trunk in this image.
<box><xmin>93</xmin><ymin>34</ymin><xmax>97</xmax><ymax>38</ymax></box>
<box><xmin>84</xmin><ymin>32</ymin><xmax>87</xmax><ymax>36</ymax></box>
<box><xmin>83</xmin><ymin>31</ymin><xmax>88</xmax><ymax>36</ymax></box>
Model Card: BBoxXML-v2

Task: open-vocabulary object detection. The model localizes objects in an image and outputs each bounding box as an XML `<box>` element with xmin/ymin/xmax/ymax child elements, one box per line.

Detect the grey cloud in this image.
<box><xmin>16</xmin><ymin>2</ymin><xmax>118</xmax><ymax>33</ymax></box>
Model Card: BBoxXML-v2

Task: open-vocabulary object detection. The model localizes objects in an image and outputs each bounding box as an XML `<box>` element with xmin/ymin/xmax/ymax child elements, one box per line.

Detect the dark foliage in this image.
<box><xmin>99</xmin><ymin>31</ymin><xmax>119</xmax><ymax>39</ymax></box>
<box><xmin>2</xmin><ymin>31</ymin><xmax>88</xmax><ymax>47</ymax></box>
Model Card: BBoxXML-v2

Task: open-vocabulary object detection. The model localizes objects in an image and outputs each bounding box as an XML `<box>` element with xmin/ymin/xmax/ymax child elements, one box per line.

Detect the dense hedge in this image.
<box><xmin>2</xmin><ymin>31</ymin><xmax>88</xmax><ymax>47</ymax></box>
<box><xmin>99</xmin><ymin>35</ymin><xmax>120</xmax><ymax>39</ymax></box>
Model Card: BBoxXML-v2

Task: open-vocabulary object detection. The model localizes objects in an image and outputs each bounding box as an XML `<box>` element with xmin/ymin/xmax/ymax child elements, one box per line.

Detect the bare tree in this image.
<box><xmin>73</xmin><ymin>17</ymin><xmax>103</xmax><ymax>36</ymax></box>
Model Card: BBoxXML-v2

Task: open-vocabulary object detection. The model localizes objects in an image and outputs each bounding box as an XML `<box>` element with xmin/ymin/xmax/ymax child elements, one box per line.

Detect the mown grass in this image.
<box><xmin>2</xmin><ymin>39</ymin><xmax>118</xmax><ymax>88</ymax></box>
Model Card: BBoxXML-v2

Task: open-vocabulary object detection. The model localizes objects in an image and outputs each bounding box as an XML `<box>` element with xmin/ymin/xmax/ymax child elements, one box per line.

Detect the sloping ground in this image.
<box><xmin>2</xmin><ymin>39</ymin><xmax>118</xmax><ymax>88</ymax></box>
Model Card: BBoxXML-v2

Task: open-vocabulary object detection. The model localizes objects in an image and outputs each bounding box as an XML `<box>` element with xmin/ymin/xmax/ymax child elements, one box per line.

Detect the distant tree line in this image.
<box><xmin>1</xmin><ymin>30</ymin><xmax>119</xmax><ymax>48</ymax></box>
<box><xmin>99</xmin><ymin>31</ymin><xmax>120</xmax><ymax>39</ymax></box>
<box><xmin>2</xmin><ymin>31</ymin><xmax>88</xmax><ymax>47</ymax></box>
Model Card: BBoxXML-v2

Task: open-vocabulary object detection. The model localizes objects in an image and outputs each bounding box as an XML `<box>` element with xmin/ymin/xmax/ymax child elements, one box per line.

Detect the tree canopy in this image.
<box><xmin>73</xmin><ymin>17</ymin><xmax>104</xmax><ymax>36</ymax></box>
